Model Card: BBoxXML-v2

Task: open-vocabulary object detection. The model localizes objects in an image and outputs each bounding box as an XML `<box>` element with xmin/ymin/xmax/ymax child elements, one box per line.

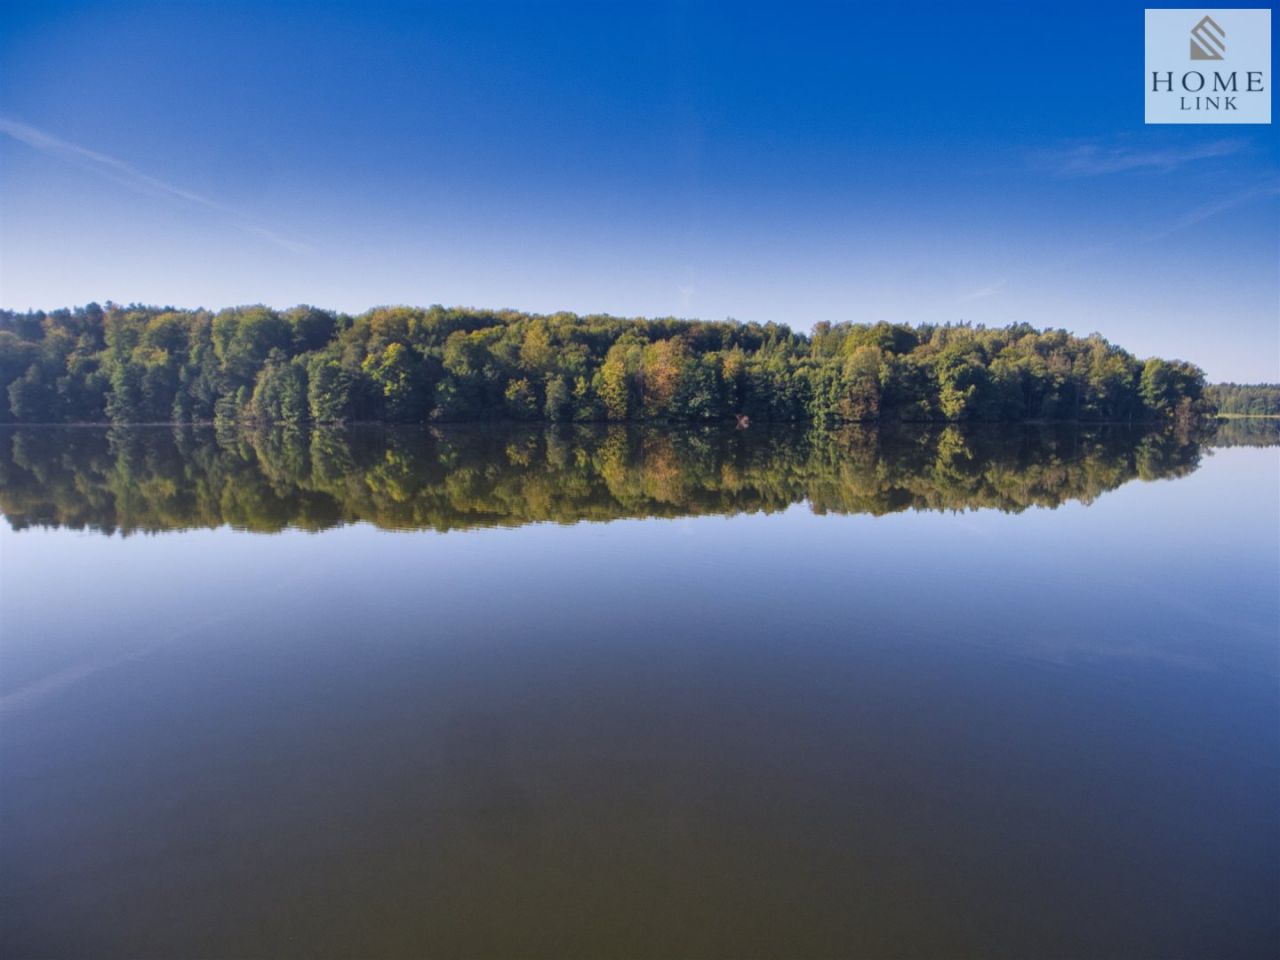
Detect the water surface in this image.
<box><xmin>2</xmin><ymin>423</ymin><xmax>1277</xmax><ymax>958</ymax></box>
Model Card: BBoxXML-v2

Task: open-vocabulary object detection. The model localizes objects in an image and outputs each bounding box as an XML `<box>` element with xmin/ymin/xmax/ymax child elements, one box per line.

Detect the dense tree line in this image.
<box><xmin>0</xmin><ymin>303</ymin><xmax>1217</xmax><ymax>425</ymax></box>
<box><xmin>1206</xmin><ymin>383</ymin><xmax>1280</xmax><ymax>417</ymax></box>
<box><xmin>0</xmin><ymin>422</ymin><xmax>1219</xmax><ymax>536</ymax></box>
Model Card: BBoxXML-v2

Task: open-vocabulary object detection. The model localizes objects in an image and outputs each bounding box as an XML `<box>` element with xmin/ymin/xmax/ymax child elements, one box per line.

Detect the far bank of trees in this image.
<box><xmin>0</xmin><ymin>302</ymin><xmax>1217</xmax><ymax>425</ymax></box>
<box><xmin>1207</xmin><ymin>383</ymin><xmax>1280</xmax><ymax>417</ymax></box>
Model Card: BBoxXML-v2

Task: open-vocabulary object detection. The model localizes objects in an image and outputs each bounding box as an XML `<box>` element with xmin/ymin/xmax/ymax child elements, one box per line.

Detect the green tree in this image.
<box><xmin>364</xmin><ymin>342</ymin><xmax>427</xmax><ymax>421</ymax></box>
<box><xmin>839</xmin><ymin>346</ymin><xmax>882</xmax><ymax>421</ymax></box>
<box><xmin>504</xmin><ymin>378</ymin><xmax>539</xmax><ymax>419</ymax></box>
<box><xmin>307</xmin><ymin>355</ymin><xmax>354</xmax><ymax>422</ymax></box>
<box><xmin>597</xmin><ymin>341</ymin><xmax>640</xmax><ymax>421</ymax></box>
<box><xmin>250</xmin><ymin>350</ymin><xmax>308</xmax><ymax>423</ymax></box>
<box><xmin>544</xmin><ymin>375</ymin><xmax>572</xmax><ymax>421</ymax></box>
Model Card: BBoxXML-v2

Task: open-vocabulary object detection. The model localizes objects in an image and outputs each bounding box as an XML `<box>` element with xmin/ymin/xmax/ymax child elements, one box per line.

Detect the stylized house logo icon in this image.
<box><xmin>1190</xmin><ymin>15</ymin><xmax>1225</xmax><ymax>60</ymax></box>
<box><xmin>1146</xmin><ymin>8</ymin><xmax>1269</xmax><ymax>124</ymax></box>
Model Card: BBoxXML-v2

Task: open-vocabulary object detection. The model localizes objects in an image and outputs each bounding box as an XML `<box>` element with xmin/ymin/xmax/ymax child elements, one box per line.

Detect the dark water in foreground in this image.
<box><xmin>1</xmin><ymin>424</ymin><xmax>1277</xmax><ymax>958</ymax></box>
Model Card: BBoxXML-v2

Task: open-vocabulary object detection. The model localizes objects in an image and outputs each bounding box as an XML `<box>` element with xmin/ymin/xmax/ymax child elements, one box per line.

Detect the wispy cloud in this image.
<box><xmin>955</xmin><ymin>278</ymin><xmax>1007</xmax><ymax>304</ymax></box>
<box><xmin>1033</xmin><ymin>176</ymin><xmax>1280</xmax><ymax>275</ymax></box>
<box><xmin>0</xmin><ymin>115</ymin><xmax>310</xmax><ymax>252</ymax></box>
<box><xmin>1146</xmin><ymin>178</ymin><xmax>1280</xmax><ymax>241</ymax></box>
<box><xmin>1032</xmin><ymin>138</ymin><xmax>1247</xmax><ymax>178</ymax></box>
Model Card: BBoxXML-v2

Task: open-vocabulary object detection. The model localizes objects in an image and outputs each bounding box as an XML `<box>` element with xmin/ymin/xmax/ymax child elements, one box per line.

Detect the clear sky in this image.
<box><xmin>1</xmin><ymin>1</ymin><xmax>1276</xmax><ymax>380</ymax></box>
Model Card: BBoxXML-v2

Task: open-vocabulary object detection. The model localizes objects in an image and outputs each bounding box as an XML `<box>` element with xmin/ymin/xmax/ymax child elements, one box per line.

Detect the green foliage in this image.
<box><xmin>1140</xmin><ymin>358</ymin><xmax>1212</xmax><ymax>423</ymax></box>
<box><xmin>363</xmin><ymin>342</ymin><xmax>427</xmax><ymax>421</ymax></box>
<box><xmin>597</xmin><ymin>341</ymin><xmax>638</xmax><ymax>421</ymax></box>
<box><xmin>306</xmin><ymin>355</ymin><xmax>354</xmax><ymax>423</ymax></box>
<box><xmin>0</xmin><ymin>303</ymin><xmax>1215</xmax><ymax>425</ymax></box>
<box><xmin>1206</xmin><ymin>383</ymin><xmax>1280</xmax><ymax>417</ymax></box>
<box><xmin>8</xmin><ymin>365</ymin><xmax>57</xmax><ymax>422</ymax></box>
<box><xmin>249</xmin><ymin>350</ymin><xmax>307</xmax><ymax>423</ymax></box>
<box><xmin>840</xmin><ymin>346</ymin><xmax>882</xmax><ymax>421</ymax></box>
<box><xmin>504</xmin><ymin>378</ymin><xmax>539</xmax><ymax>419</ymax></box>
<box><xmin>543</xmin><ymin>375</ymin><xmax>572</xmax><ymax>422</ymax></box>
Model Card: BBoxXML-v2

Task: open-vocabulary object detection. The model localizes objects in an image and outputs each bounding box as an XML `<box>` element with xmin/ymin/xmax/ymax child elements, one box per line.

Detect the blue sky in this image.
<box><xmin>1</xmin><ymin>1</ymin><xmax>1276</xmax><ymax>380</ymax></box>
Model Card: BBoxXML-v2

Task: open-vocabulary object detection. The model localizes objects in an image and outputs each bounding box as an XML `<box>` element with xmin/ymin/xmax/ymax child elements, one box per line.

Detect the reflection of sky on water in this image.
<box><xmin>0</xmin><ymin>446</ymin><xmax>1276</xmax><ymax>957</ymax></box>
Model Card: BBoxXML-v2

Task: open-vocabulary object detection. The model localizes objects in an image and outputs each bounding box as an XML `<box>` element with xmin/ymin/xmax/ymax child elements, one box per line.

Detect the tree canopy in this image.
<box><xmin>1206</xmin><ymin>383</ymin><xmax>1280</xmax><ymax>418</ymax></box>
<box><xmin>0</xmin><ymin>302</ymin><xmax>1218</xmax><ymax>425</ymax></box>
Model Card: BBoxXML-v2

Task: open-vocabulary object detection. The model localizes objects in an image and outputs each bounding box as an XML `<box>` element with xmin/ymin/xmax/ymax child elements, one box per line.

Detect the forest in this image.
<box><xmin>1206</xmin><ymin>383</ymin><xmax>1280</xmax><ymax>417</ymax></box>
<box><xmin>0</xmin><ymin>422</ymin><xmax>1233</xmax><ymax>536</ymax></box>
<box><xmin>0</xmin><ymin>302</ymin><xmax>1218</xmax><ymax>425</ymax></box>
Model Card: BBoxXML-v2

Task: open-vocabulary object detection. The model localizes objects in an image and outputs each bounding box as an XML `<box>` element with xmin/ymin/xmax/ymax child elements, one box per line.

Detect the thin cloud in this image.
<box><xmin>0</xmin><ymin>115</ymin><xmax>310</xmax><ymax>252</ymax></box>
<box><xmin>1035</xmin><ymin>177</ymin><xmax>1279</xmax><ymax>274</ymax></box>
<box><xmin>955</xmin><ymin>278</ymin><xmax>1007</xmax><ymax>304</ymax></box>
<box><xmin>1146</xmin><ymin>178</ymin><xmax>1280</xmax><ymax>241</ymax></box>
<box><xmin>1032</xmin><ymin>138</ymin><xmax>1246</xmax><ymax>177</ymax></box>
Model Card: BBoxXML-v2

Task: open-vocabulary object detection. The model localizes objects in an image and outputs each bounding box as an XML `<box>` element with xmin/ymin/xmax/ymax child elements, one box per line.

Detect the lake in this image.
<box><xmin>1</xmin><ymin>422</ymin><xmax>1277</xmax><ymax>958</ymax></box>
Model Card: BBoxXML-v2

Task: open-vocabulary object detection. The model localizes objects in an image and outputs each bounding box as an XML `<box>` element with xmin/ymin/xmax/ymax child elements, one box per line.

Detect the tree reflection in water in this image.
<box><xmin>0</xmin><ymin>420</ymin><xmax>1271</xmax><ymax>536</ymax></box>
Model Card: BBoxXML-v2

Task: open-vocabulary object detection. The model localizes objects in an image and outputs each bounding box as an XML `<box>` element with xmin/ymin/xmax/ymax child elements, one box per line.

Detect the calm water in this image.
<box><xmin>1</xmin><ymin>424</ymin><xmax>1277</xmax><ymax>958</ymax></box>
